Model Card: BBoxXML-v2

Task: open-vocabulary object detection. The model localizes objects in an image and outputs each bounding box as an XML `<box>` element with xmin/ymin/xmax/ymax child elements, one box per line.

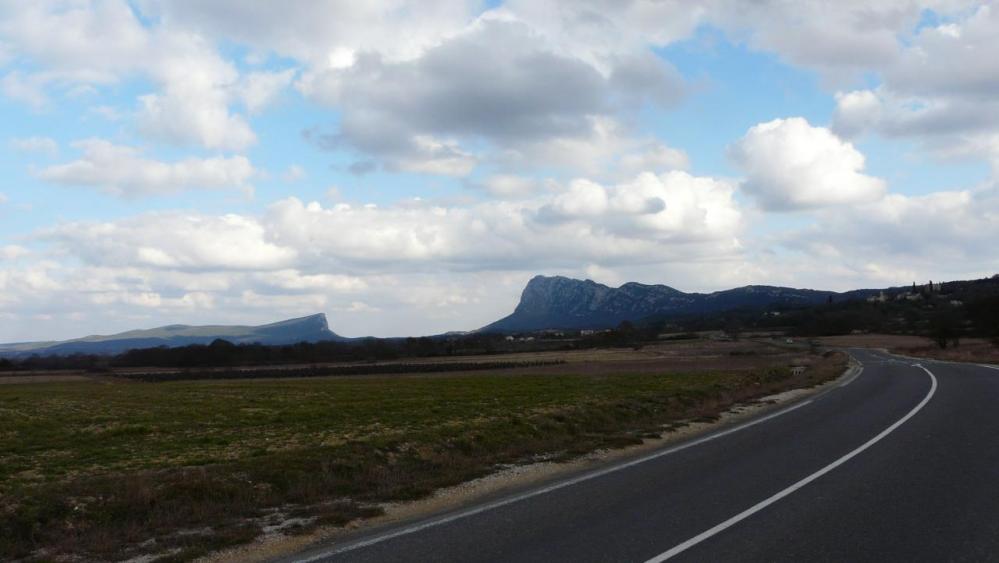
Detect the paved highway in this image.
<box><xmin>284</xmin><ymin>350</ymin><xmax>999</xmax><ymax>562</ymax></box>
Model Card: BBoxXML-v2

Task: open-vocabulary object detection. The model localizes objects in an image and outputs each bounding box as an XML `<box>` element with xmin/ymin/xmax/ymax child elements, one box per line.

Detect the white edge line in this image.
<box><xmin>293</xmin><ymin>380</ymin><xmax>843</xmax><ymax>562</ymax></box>
<box><xmin>839</xmin><ymin>366</ymin><xmax>863</xmax><ymax>388</ymax></box>
<box><xmin>643</xmin><ymin>363</ymin><xmax>938</xmax><ymax>563</ymax></box>
<box><xmin>979</xmin><ymin>364</ymin><xmax>999</xmax><ymax>371</ymax></box>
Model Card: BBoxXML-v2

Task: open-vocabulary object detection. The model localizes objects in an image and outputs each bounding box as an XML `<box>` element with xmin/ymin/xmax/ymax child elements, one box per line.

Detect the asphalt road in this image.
<box><xmin>284</xmin><ymin>350</ymin><xmax>999</xmax><ymax>563</ymax></box>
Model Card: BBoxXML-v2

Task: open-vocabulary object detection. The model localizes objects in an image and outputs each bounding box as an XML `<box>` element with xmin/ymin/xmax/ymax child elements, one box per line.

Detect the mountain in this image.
<box><xmin>481</xmin><ymin>275</ymin><xmax>881</xmax><ymax>332</ymax></box>
<box><xmin>0</xmin><ymin>314</ymin><xmax>347</xmax><ymax>357</ymax></box>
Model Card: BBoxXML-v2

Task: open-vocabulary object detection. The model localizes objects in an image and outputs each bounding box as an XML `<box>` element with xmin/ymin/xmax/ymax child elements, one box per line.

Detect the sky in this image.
<box><xmin>1</xmin><ymin>0</ymin><xmax>999</xmax><ymax>341</ymax></box>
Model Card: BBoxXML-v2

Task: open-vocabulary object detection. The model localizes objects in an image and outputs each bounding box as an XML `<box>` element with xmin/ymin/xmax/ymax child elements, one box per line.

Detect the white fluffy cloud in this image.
<box><xmin>730</xmin><ymin>117</ymin><xmax>887</xmax><ymax>210</ymax></box>
<box><xmin>37</xmin><ymin>170</ymin><xmax>741</xmax><ymax>274</ymax></box>
<box><xmin>42</xmin><ymin>212</ymin><xmax>296</xmax><ymax>270</ymax></box>
<box><xmin>38</xmin><ymin>139</ymin><xmax>256</xmax><ymax>197</ymax></box>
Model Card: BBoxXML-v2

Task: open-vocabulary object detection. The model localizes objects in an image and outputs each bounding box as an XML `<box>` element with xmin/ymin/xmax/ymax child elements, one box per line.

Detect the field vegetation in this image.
<box><xmin>0</xmin><ymin>340</ymin><xmax>845</xmax><ymax>561</ymax></box>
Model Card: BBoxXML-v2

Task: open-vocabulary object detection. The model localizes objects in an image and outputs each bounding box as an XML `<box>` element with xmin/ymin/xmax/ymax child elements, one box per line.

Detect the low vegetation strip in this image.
<box><xmin>0</xmin><ymin>349</ymin><xmax>845</xmax><ymax>562</ymax></box>
<box><xmin>118</xmin><ymin>359</ymin><xmax>567</xmax><ymax>382</ymax></box>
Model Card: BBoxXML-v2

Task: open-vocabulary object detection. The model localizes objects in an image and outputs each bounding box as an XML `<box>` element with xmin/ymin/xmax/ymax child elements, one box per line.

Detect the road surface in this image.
<box><xmin>284</xmin><ymin>349</ymin><xmax>999</xmax><ymax>562</ymax></box>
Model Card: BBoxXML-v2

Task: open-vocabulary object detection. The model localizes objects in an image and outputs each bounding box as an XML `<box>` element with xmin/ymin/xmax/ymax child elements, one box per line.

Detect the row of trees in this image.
<box><xmin>3</xmin><ymin>332</ymin><xmax>601</xmax><ymax>371</ymax></box>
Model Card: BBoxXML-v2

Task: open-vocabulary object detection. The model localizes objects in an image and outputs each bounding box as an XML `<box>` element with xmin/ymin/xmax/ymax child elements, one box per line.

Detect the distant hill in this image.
<box><xmin>0</xmin><ymin>314</ymin><xmax>347</xmax><ymax>357</ymax></box>
<box><xmin>481</xmin><ymin>275</ymin><xmax>881</xmax><ymax>332</ymax></box>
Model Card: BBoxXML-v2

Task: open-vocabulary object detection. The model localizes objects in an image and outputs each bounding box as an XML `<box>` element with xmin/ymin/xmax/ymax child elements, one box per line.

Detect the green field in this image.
<box><xmin>0</xmin><ymin>351</ymin><xmax>844</xmax><ymax>561</ymax></box>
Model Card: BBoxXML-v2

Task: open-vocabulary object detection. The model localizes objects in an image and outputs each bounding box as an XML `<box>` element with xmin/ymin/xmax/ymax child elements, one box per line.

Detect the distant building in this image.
<box><xmin>867</xmin><ymin>291</ymin><xmax>888</xmax><ymax>303</ymax></box>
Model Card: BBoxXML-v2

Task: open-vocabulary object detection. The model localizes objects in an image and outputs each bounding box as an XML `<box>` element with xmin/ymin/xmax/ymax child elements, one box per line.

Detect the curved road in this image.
<box><xmin>284</xmin><ymin>350</ymin><xmax>999</xmax><ymax>563</ymax></box>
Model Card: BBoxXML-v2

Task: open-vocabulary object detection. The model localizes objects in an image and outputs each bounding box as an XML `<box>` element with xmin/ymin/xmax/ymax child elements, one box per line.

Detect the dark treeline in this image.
<box><xmin>122</xmin><ymin>359</ymin><xmax>567</xmax><ymax>382</ymax></box>
<box><xmin>1</xmin><ymin>333</ymin><xmax>587</xmax><ymax>372</ymax></box>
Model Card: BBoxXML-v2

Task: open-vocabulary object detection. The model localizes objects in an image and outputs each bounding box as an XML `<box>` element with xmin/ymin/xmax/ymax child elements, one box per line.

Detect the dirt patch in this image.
<box><xmin>0</xmin><ymin>374</ymin><xmax>95</xmax><ymax>385</ymax></box>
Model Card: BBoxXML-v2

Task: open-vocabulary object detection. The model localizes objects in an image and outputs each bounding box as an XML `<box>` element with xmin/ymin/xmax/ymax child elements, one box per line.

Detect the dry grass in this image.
<box><xmin>815</xmin><ymin>334</ymin><xmax>999</xmax><ymax>364</ymax></box>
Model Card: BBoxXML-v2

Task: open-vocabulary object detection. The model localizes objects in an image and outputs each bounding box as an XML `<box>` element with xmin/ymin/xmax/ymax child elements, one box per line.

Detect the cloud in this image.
<box><xmin>617</xmin><ymin>142</ymin><xmax>689</xmax><ymax>176</ymax></box>
<box><xmin>0</xmin><ymin>70</ymin><xmax>48</xmax><ymax>107</ymax></box>
<box><xmin>704</xmin><ymin>1</ymin><xmax>921</xmax><ymax>82</ymax></box>
<box><xmin>293</xmin><ymin>12</ymin><xmax>693</xmax><ymax>178</ymax></box>
<box><xmin>236</xmin><ymin>68</ymin><xmax>295</xmax><ymax>113</ymax></box>
<box><xmin>885</xmin><ymin>5</ymin><xmax>999</xmax><ymax>100</ymax></box>
<box><xmin>391</xmin><ymin>136</ymin><xmax>477</xmax><ymax>177</ymax></box>
<box><xmin>609</xmin><ymin>51</ymin><xmax>686</xmax><ymax>108</ymax></box>
<box><xmin>35</xmin><ymin>169</ymin><xmax>741</xmax><ymax>276</ymax></box>
<box><xmin>141</xmin><ymin>0</ymin><xmax>476</xmax><ymax>64</ymax></box>
<box><xmin>0</xmin><ymin>1</ymin><xmax>259</xmax><ymax>150</ymax></box>
<box><xmin>499</xmin><ymin>116</ymin><xmax>688</xmax><ymax>179</ymax></box>
<box><xmin>252</xmin><ymin>270</ymin><xmax>367</xmax><ymax>292</ymax></box>
<box><xmin>478</xmin><ymin>175</ymin><xmax>545</xmax><ymax>198</ymax></box>
<box><xmin>265</xmin><ymin>173</ymin><xmax>741</xmax><ymax>271</ymax></box>
<box><xmin>810</xmin><ymin>187</ymin><xmax>999</xmax><ymax>260</ymax></box>
<box><xmin>136</xmin><ymin>49</ymin><xmax>257</xmax><ymax>152</ymax></box>
<box><xmin>38</xmin><ymin>139</ymin><xmax>256</xmax><ymax>197</ymax></box>
<box><xmin>730</xmin><ymin>117</ymin><xmax>886</xmax><ymax>210</ymax></box>
<box><xmin>829</xmin><ymin>5</ymin><xmax>999</xmax><ymax>174</ymax></box>
<box><xmin>297</xmin><ymin>17</ymin><xmax>612</xmax><ymax>175</ymax></box>
<box><xmin>0</xmin><ymin>245</ymin><xmax>28</xmax><ymax>260</ymax></box>
<box><xmin>769</xmin><ymin>183</ymin><xmax>999</xmax><ymax>287</ymax></box>
<box><xmin>42</xmin><ymin>212</ymin><xmax>297</xmax><ymax>271</ymax></box>
<box><xmin>8</xmin><ymin>135</ymin><xmax>57</xmax><ymax>155</ymax></box>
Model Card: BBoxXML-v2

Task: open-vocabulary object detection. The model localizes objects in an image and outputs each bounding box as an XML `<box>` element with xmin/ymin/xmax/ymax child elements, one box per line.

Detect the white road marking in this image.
<box><xmin>643</xmin><ymin>363</ymin><xmax>938</xmax><ymax>563</ymax></box>
<box><xmin>979</xmin><ymin>364</ymin><xmax>999</xmax><ymax>371</ymax></box>
<box><xmin>294</xmin><ymin>397</ymin><xmax>821</xmax><ymax>562</ymax></box>
<box><xmin>839</xmin><ymin>366</ymin><xmax>863</xmax><ymax>388</ymax></box>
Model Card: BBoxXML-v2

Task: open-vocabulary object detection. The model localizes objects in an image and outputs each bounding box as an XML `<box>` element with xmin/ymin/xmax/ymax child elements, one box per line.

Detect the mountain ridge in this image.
<box><xmin>0</xmin><ymin>313</ymin><xmax>347</xmax><ymax>357</ymax></box>
<box><xmin>480</xmin><ymin>275</ymin><xmax>881</xmax><ymax>332</ymax></box>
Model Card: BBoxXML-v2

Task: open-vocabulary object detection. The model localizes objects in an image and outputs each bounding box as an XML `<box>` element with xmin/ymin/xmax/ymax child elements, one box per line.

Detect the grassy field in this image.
<box><xmin>0</xmin><ymin>343</ymin><xmax>845</xmax><ymax>561</ymax></box>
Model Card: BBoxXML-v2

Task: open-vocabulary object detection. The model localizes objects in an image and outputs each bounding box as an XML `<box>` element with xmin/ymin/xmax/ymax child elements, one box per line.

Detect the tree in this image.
<box><xmin>930</xmin><ymin>309</ymin><xmax>961</xmax><ymax>349</ymax></box>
